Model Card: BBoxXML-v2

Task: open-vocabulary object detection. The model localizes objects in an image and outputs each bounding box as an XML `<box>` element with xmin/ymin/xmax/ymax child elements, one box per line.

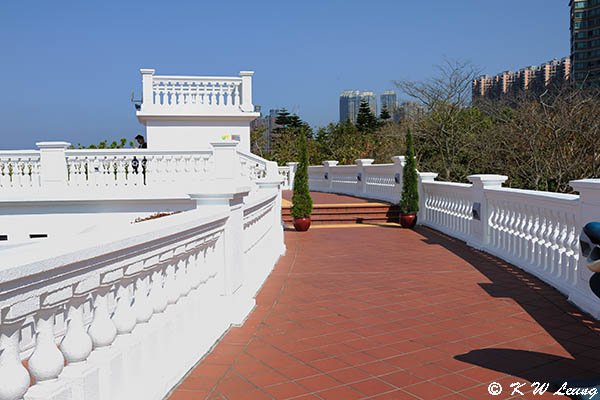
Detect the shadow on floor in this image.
<box><xmin>414</xmin><ymin>226</ymin><xmax>600</xmax><ymax>398</ymax></box>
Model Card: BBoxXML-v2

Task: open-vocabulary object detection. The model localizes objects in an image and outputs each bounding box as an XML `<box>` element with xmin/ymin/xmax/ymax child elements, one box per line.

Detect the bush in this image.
<box><xmin>400</xmin><ymin>128</ymin><xmax>419</xmax><ymax>213</ymax></box>
<box><xmin>291</xmin><ymin>136</ymin><xmax>313</xmax><ymax>218</ymax></box>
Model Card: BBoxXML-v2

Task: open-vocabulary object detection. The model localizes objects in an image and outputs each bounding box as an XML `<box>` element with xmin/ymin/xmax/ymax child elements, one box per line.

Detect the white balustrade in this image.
<box><xmin>0</xmin><ymin>151</ymin><xmax>41</xmax><ymax>191</ymax></box>
<box><xmin>65</xmin><ymin>149</ymin><xmax>213</xmax><ymax>189</ymax></box>
<box><xmin>363</xmin><ymin>164</ymin><xmax>397</xmax><ymax>203</ymax></box>
<box><xmin>139</xmin><ymin>70</ymin><xmax>255</xmax><ymax>114</ymax></box>
<box><xmin>0</xmin><ymin>141</ymin><xmax>285</xmax><ymax>399</ymax></box>
<box><xmin>485</xmin><ymin>189</ymin><xmax>580</xmax><ymax>293</ymax></box>
<box><xmin>420</xmin><ymin>182</ymin><xmax>473</xmax><ymax>242</ymax></box>
<box><xmin>308</xmin><ymin>157</ymin><xmax>405</xmax><ymax>202</ymax></box>
<box><xmin>330</xmin><ymin>165</ymin><xmax>359</xmax><ymax>194</ymax></box>
<box><xmin>306</xmin><ymin>157</ymin><xmax>600</xmax><ymax>320</ymax></box>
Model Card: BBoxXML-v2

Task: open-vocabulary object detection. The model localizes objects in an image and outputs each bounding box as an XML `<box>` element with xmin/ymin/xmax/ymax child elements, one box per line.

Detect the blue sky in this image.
<box><xmin>0</xmin><ymin>1</ymin><xmax>569</xmax><ymax>149</ymax></box>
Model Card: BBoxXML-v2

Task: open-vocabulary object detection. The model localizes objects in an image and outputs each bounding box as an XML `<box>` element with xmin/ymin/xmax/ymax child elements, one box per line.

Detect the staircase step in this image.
<box><xmin>282</xmin><ymin>202</ymin><xmax>401</xmax><ymax>225</ymax></box>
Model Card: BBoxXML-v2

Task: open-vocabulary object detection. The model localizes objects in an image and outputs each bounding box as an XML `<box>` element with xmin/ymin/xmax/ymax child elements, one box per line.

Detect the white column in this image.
<box><xmin>568</xmin><ymin>179</ymin><xmax>600</xmax><ymax>318</ymax></box>
<box><xmin>36</xmin><ymin>142</ymin><xmax>70</xmax><ymax>189</ymax></box>
<box><xmin>140</xmin><ymin>69</ymin><xmax>155</xmax><ymax>113</ymax></box>
<box><xmin>239</xmin><ymin>71</ymin><xmax>254</xmax><ymax>112</ymax></box>
<box><xmin>322</xmin><ymin>161</ymin><xmax>338</xmax><ymax>193</ymax></box>
<box><xmin>417</xmin><ymin>172</ymin><xmax>438</xmax><ymax>224</ymax></box>
<box><xmin>392</xmin><ymin>156</ymin><xmax>405</xmax><ymax>203</ymax></box>
<box><xmin>466</xmin><ymin>175</ymin><xmax>508</xmax><ymax>250</ymax></box>
<box><xmin>355</xmin><ymin>159</ymin><xmax>374</xmax><ymax>196</ymax></box>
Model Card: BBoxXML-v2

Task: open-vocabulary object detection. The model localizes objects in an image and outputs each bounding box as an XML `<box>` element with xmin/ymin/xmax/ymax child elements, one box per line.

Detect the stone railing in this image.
<box><xmin>277</xmin><ymin>162</ymin><xmax>298</xmax><ymax>190</ymax></box>
<box><xmin>140</xmin><ymin>69</ymin><xmax>255</xmax><ymax>114</ymax></box>
<box><xmin>307</xmin><ymin>158</ymin><xmax>600</xmax><ymax>319</ymax></box>
<box><xmin>0</xmin><ymin>150</ymin><xmax>41</xmax><ymax>191</ymax></box>
<box><xmin>0</xmin><ymin>151</ymin><xmax>285</xmax><ymax>400</ymax></box>
<box><xmin>308</xmin><ymin>157</ymin><xmax>405</xmax><ymax>203</ymax></box>
<box><xmin>0</xmin><ymin>142</ymin><xmax>276</xmax><ymax>197</ymax></box>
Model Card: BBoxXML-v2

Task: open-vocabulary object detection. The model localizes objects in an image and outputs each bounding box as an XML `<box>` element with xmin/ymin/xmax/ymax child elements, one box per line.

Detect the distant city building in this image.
<box><xmin>250</xmin><ymin>108</ymin><xmax>284</xmax><ymax>152</ymax></box>
<box><xmin>570</xmin><ymin>0</ymin><xmax>600</xmax><ymax>87</ymax></box>
<box><xmin>380</xmin><ymin>90</ymin><xmax>399</xmax><ymax>120</ymax></box>
<box><xmin>339</xmin><ymin>90</ymin><xmax>378</xmax><ymax>123</ymax></box>
<box><xmin>398</xmin><ymin>101</ymin><xmax>425</xmax><ymax>120</ymax></box>
<box><xmin>472</xmin><ymin>57</ymin><xmax>571</xmax><ymax>101</ymax></box>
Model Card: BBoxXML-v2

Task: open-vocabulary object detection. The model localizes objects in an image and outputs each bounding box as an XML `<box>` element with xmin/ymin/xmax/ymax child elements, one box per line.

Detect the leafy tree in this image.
<box><xmin>380</xmin><ymin>105</ymin><xmax>391</xmax><ymax>121</ymax></box>
<box><xmin>400</xmin><ymin>128</ymin><xmax>419</xmax><ymax>213</ymax></box>
<box><xmin>356</xmin><ymin>100</ymin><xmax>378</xmax><ymax>133</ymax></box>
<box><xmin>290</xmin><ymin>136</ymin><xmax>312</xmax><ymax>218</ymax></box>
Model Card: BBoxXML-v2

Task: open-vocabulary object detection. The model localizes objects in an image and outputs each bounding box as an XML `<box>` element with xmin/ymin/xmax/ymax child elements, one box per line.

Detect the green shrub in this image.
<box><xmin>400</xmin><ymin>128</ymin><xmax>419</xmax><ymax>214</ymax></box>
<box><xmin>291</xmin><ymin>136</ymin><xmax>313</xmax><ymax>218</ymax></box>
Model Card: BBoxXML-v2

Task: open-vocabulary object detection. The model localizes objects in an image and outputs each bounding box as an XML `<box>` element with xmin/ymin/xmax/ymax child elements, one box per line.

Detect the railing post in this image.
<box><xmin>257</xmin><ymin>161</ymin><xmax>286</xmax><ymax>255</ymax></box>
<box><xmin>355</xmin><ymin>159</ymin><xmax>374</xmax><ymax>195</ymax></box>
<box><xmin>211</xmin><ymin>141</ymin><xmax>241</xmax><ymax>181</ymax></box>
<box><xmin>36</xmin><ymin>141</ymin><xmax>70</xmax><ymax>190</ymax></box>
<box><xmin>392</xmin><ymin>156</ymin><xmax>405</xmax><ymax>203</ymax></box>
<box><xmin>239</xmin><ymin>71</ymin><xmax>254</xmax><ymax>112</ymax></box>
<box><xmin>286</xmin><ymin>162</ymin><xmax>298</xmax><ymax>190</ymax></box>
<box><xmin>190</xmin><ymin>141</ymin><xmax>250</xmax><ymax>299</ymax></box>
<box><xmin>140</xmin><ymin>69</ymin><xmax>155</xmax><ymax>113</ymax></box>
<box><xmin>417</xmin><ymin>172</ymin><xmax>438</xmax><ymax>225</ymax></box>
<box><xmin>466</xmin><ymin>175</ymin><xmax>508</xmax><ymax>250</ymax></box>
<box><xmin>568</xmin><ymin>179</ymin><xmax>600</xmax><ymax>318</ymax></box>
<box><xmin>322</xmin><ymin>161</ymin><xmax>338</xmax><ymax>192</ymax></box>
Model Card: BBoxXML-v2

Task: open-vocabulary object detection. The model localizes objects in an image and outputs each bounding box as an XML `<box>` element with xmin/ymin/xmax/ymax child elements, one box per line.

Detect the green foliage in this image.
<box><xmin>380</xmin><ymin>106</ymin><xmax>391</xmax><ymax>121</ymax></box>
<box><xmin>400</xmin><ymin>128</ymin><xmax>419</xmax><ymax>214</ymax></box>
<box><xmin>71</xmin><ymin>138</ymin><xmax>133</xmax><ymax>149</ymax></box>
<box><xmin>290</xmin><ymin>136</ymin><xmax>313</xmax><ymax>218</ymax></box>
<box><xmin>356</xmin><ymin>100</ymin><xmax>378</xmax><ymax>133</ymax></box>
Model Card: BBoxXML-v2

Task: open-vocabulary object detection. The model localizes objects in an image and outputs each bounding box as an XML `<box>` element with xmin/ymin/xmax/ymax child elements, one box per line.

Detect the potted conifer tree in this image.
<box><xmin>399</xmin><ymin>128</ymin><xmax>419</xmax><ymax>228</ymax></box>
<box><xmin>291</xmin><ymin>136</ymin><xmax>313</xmax><ymax>231</ymax></box>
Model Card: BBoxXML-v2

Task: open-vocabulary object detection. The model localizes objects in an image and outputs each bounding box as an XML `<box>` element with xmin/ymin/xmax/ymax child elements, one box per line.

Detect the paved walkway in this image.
<box><xmin>282</xmin><ymin>190</ymin><xmax>387</xmax><ymax>205</ymax></box>
<box><xmin>169</xmin><ymin>220</ymin><xmax>600</xmax><ymax>399</ymax></box>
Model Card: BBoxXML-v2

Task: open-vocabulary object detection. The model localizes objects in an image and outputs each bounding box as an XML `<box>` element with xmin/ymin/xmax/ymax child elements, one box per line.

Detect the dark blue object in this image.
<box><xmin>584</xmin><ymin>222</ymin><xmax>600</xmax><ymax>245</ymax></box>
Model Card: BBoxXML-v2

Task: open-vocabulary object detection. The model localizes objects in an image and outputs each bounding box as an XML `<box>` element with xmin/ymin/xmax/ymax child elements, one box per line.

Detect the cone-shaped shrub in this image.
<box><xmin>291</xmin><ymin>136</ymin><xmax>313</xmax><ymax>218</ymax></box>
<box><xmin>400</xmin><ymin>128</ymin><xmax>419</xmax><ymax>214</ymax></box>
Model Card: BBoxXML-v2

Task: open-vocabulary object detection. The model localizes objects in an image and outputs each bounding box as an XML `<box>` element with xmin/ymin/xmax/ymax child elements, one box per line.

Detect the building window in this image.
<box><xmin>574</xmin><ymin>1</ymin><xmax>588</xmax><ymax>8</ymax></box>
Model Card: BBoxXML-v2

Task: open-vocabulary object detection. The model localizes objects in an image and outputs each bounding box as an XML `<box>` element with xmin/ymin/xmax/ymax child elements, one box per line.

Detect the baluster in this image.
<box><xmin>234</xmin><ymin>83</ymin><xmax>241</xmax><ymax>106</ymax></box>
<box><xmin>542</xmin><ymin>209</ymin><xmax>554</xmax><ymax>272</ymax></box>
<box><xmin>548</xmin><ymin>210</ymin><xmax>561</xmax><ymax>277</ymax></box>
<box><xmin>0</xmin><ymin>321</ymin><xmax>30</xmax><ymax>400</ymax></box>
<box><xmin>150</xmin><ymin>267</ymin><xmax>168</xmax><ymax>315</ymax></box>
<box><xmin>534</xmin><ymin>211</ymin><xmax>546</xmax><ymax>269</ymax></box>
<box><xmin>522</xmin><ymin>205</ymin><xmax>534</xmax><ymax>265</ymax></box>
<box><xmin>87</xmin><ymin>288</ymin><xmax>117</xmax><ymax>350</ymax></box>
<box><xmin>28</xmin><ymin>309</ymin><xmax>65</xmax><ymax>383</ymax></box>
<box><xmin>507</xmin><ymin>203</ymin><xmax>517</xmax><ymax>256</ymax></box>
<box><xmin>112</xmin><ymin>280</ymin><xmax>137</xmax><ymax>337</ymax></box>
<box><xmin>134</xmin><ymin>273</ymin><xmax>153</xmax><ymax>326</ymax></box>
<box><xmin>514</xmin><ymin>203</ymin><xmax>526</xmax><ymax>260</ymax></box>
<box><xmin>555</xmin><ymin>210</ymin><xmax>569</xmax><ymax>279</ymax></box>
<box><xmin>165</xmin><ymin>262</ymin><xmax>180</xmax><ymax>306</ymax></box>
<box><xmin>566</xmin><ymin>214</ymin><xmax>579</xmax><ymax>285</ymax></box>
<box><xmin>61</xmin><ymin>297</ymin><xmax>93</xmax><ymax>366</ymax></box>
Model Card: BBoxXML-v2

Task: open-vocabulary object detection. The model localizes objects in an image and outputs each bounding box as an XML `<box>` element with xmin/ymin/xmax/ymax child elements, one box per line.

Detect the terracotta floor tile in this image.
<box><xmin>170</xmin><ymin>209</ymin><xmax>600</xmax><ymax>400</ymax></box>
<box><xmin>263</xmin><ymin>381</ymin><xmax>308</xmax><ymax>399</ymax></box>
<box><xmin>316</xmin><ymin>385</ymin><xmax>364</xmax><ymax>400</ymax></box>
<box><xmin>295</xmin><ymin>374</ymin><xmax>342</xmax><ymax>392</ymax></box>
<box><xmin>349</xmin><ymin>377</ymin><xmax>397</xmax><ymax>396</ymax></box>
<box><xmin>403</xmin><ymin>381</ymin><xmax>454</xmax><ymax>399</ymax></box>
<box><xmin>169</xmin><ymin>390</ymin><xmax>210</xmax><ymax>400</ymax></box>
<box><xmin>328</xmin><ymin>367</ymin><xmax>371</xmax><ymax>384</ymax></box>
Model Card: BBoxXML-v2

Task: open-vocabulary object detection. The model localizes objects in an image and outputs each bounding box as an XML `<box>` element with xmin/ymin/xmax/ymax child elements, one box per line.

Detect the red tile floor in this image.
<box><xmin>168</xmin><ymin>215</ymin><xmax>600</xmax><ymax>399</ymax></box>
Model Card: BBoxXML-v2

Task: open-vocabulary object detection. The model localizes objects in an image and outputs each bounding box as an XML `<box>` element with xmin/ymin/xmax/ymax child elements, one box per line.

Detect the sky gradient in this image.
<box><xmin>0</xmin><ymin>1</ymin><xmax>570</xmax><ymax>149</ymax></box>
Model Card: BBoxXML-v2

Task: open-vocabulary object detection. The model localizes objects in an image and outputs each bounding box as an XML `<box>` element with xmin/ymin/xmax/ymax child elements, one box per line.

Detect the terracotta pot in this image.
<box><xmin>293</xmin><ymin>217</ymin><xmax>311</xmax><ymax>232</ymax></box>
<box><xmin>400</xmin><ymin>213</ymin><xmax>417</xmax><ymax>228</ymax></box>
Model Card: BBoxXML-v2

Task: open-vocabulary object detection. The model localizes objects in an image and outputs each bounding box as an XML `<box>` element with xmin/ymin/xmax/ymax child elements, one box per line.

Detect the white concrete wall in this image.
<box><xmin>146</xmin><ymin>120</ymin><xmax>252</xmax><ymax>153</ymax></box>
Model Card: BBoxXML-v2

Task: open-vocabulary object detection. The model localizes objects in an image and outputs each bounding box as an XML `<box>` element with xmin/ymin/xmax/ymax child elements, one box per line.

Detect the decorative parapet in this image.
<box><xmin>138</xmin><ymin>69</ymin><xmax>257</xmax><ymax>117</ymax></box>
